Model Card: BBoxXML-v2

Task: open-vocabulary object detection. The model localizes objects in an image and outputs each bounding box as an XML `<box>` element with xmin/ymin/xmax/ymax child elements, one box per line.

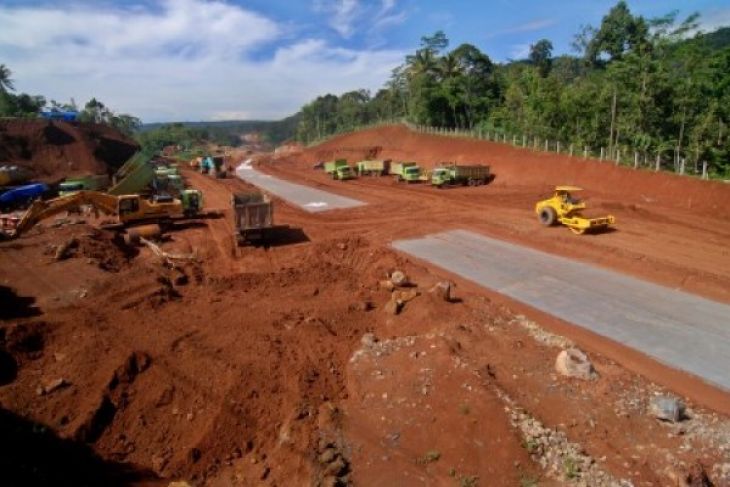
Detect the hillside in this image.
<box><xmin>0</xmin><ymin>119</ymin><xmax>139</xmax><ymax>181</ymax></box>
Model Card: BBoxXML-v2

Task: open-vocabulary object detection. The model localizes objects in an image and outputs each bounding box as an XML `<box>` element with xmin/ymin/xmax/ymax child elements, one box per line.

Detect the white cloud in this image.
<box><xmin>0</xmin><ymin>0</ymin><xmax>406</xmax><ymax>122</ymax></box>
<box><xmin>314</xmin><ymin>0</ymin><xmax>407</xmax><ymax>39</ymax></box>
<box><xmin>314</xmin><ymin>0</ymin><xmax>361</xmax><ymax>38</ymax></box>
<box><xmin>696</xmin><ymin>7</ymin><xmax>730</xmax><ymax>33</ymax></box>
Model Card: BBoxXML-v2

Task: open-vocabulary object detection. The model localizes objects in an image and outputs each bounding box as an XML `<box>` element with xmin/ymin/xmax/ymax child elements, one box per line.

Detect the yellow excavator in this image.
<box><xmin>11</xmin><ymin>189</ymin><xmax>203</xmax><ymax>238</ymax></box>
<box><xmin>535</xmin><ymin>186</ymin><xmax>615</xmax><ymax>235</ymax></box>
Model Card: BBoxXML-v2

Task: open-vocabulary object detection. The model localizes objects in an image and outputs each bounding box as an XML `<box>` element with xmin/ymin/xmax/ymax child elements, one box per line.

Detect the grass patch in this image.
<box><xmin>416</xmin><ymin>450</ymin><xmax>441</xmax><ymax>464</ymax></box>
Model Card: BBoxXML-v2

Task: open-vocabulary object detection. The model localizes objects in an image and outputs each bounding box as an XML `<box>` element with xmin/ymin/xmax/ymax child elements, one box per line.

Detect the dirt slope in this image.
<box><xmin>308</xmin><ymin>124</ymin><xmax>730</xmax><ymax>217</ymax></box>
<box><xmin>0</xmin><ymin>119</ymin><xmax>139</xmax><ymax>181</ymax></box>
<box><xmin>0</xmin><ymin>154</ymin><xmax>728</xmax><ymax>486</ymax></box>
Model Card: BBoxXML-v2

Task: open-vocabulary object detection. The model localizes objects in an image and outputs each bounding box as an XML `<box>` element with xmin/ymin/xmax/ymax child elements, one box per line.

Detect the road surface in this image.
<box><xmin>236</xmin><ymin>161</ymin><xmax>364</xmax><ymax>213</ymax></box>
<box><xmin>392</xmin><ymin>229</ymin><xmax>730</xmax><ymax>391</ymax></box>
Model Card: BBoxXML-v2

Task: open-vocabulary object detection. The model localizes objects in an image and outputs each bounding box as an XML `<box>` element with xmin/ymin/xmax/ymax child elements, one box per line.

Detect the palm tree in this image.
<box><xmin>406</xmin><ymin>49</ymin><xmax>437</xmax><ymax>78</ymax></box>
<box><xmin>0</xmin><ymin>64</ymin><xmax>15</xmax><ymax>93</ymax></box>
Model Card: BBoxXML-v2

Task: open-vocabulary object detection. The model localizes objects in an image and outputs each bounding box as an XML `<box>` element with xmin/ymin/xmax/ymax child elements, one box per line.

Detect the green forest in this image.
<box><xmin>294</xmin><ymin>2</ymin><xmax>730</xmax><ymax>177</ymax></box>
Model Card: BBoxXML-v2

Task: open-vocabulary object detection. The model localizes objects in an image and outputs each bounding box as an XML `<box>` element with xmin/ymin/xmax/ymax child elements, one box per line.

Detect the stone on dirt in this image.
<box><xmin>389</xmin><ymin>270</ymin><xmax>409</xmax><ymax>287</ymax></box>
<box><xmin>554</xmin><ymin>348</ymin><xmax>598</xmax><ymax>380</ymax></box>
<box><xmin>429</xmin><ymin>281</ymin><xmax>453</xmax><ymax>302</ymax></box>
<box><xmin>379</xmin><ymin>280</ymin><xmax>395</xmax><ymax>291</ymax></box>
<box><xmin>54</xmin><ymin>237</ymin><xmax>78</xmax><ymax>261</ymax></box>
<box><xmin>649</xmin><ymin>395</ymin><xmax>686</xmax><ymax>423</ymax></box>
<box><xmin>383</xmin><ymin>297</ymin><xmax>403</xmax><ymax>315</ymax></box>
<box><xmin>36</xmin><ymin>377</ymin><xmax>70</xmax><ymax>395</ymax></box>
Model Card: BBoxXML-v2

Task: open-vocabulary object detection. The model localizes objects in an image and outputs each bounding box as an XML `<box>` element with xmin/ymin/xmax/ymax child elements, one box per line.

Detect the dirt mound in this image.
<box><xmin>306</xmin><ymin>125</ymin><xmax>730</xmax><ymax>216</ymax></box>
<box><xmin>0</xmin><ymin>119</ymin><xmax>139</xmax><ymax>182</ymax></box>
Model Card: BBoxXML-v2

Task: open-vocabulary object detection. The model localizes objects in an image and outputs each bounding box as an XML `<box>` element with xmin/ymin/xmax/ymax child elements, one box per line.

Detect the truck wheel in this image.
<box><xmin>538</xmin><ymin>207</ymin><xmax>558</xmax><ymax>226</ymax></box>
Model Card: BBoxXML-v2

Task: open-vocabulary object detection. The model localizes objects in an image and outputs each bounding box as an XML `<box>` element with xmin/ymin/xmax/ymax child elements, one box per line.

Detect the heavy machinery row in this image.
<box><xmin>0</xmin><ymin>150</ymin><xmax>616</xmax><ymax>246</ymax></box>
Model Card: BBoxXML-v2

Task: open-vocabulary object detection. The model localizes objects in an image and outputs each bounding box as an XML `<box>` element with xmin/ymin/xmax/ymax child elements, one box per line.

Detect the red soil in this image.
<box><xmin>0</xmin><ymin>125</ymin><xmax>728</xmax><ymax>486</ymax></box>
<box><xmin>0</xmin><ymin>119</ymin><xmax>139</xmax><ymax>181</ymax></box>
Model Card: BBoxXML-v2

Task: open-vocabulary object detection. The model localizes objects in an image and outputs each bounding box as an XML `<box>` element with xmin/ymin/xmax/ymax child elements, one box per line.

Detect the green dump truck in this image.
<box><xmin>390</xmin><ymin>162</ymin><xmax>424</xmax><ymax>183</ymax></box>
<box><xmin>58</xmin><ymin>174</ymin><xmax>110</xmax><ymax>196</ymax></box>
<box><xmin>356</xmin><ymin>159</ymin><xmax>390</xmax><ymax>176</ymax></box>
<box><xmin>431</xmin><ymin>164</ymin><xmax>490</xmax><ymax>188</ymax></box>
<box><xmin>324</xmin><ymin>159</ymin><xmax>356</xmax><ymax>180</ymax></box>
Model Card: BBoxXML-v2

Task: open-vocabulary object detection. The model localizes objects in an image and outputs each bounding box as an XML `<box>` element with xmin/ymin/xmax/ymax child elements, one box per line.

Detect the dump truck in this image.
<box><xmin>11</xmin><ymin>189</ymin><xmax>204</xmax><ymax>238</ymax></box>
<box><xmin>356</xmin><ymin>159</ymin><xmax>390</xmax><ymax>176</ymax></box>
<box><xmin>58</xmin><ymin>174</ymin><xmax>110</xmax><ymax>196</ymax></box>
<box><xmin>324</xmin><ymin>160</ymin><xmax>356</xmax><ymax>180</ymax></box>
<box><xmin>535</xmin><ymin>186</ymin><xmax>615</xmax><ymax>235</ymax></box>
<box><xmin>431</xmin><ymin>164</ymin><xmax>490</xmax><ymax>187</ymax></box>
<box><xmin>232</xmin><ymin>191</ymin><xmax>273</xmax><ymax>245</ymax></box>
<box><xmin>390</xmin><ymin>162</ymin><xmax>424</xmax><ymax>183</ymax></box>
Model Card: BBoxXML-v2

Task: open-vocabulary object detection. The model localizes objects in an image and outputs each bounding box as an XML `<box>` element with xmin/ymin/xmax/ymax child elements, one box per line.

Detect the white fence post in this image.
<box><xmin>634</xmin><ymin>151</ymin><xmax>639</xmax><ymax>169</ymax></box>
<box><xmin>615</xmin><ymin>149</ymin><xmax>620</xmax><ymax>165</ymax></box>
<box><xmin>544</xmin><ymin>139</ymin><xmax>549</xmax><ymax>152</ymax></box>
<box><xmin>702</xmin><ymin>160</ymin><xmax>708</xmax><ymax>179</ymax></box>
<box><xmin>512</xmin><ymin>135</ymin><xmax>517</xmax><ymax>145</ymax></box>
<box><xmin>584</xmin><ymin>146</ymin><xmax>589</xmax><ymax>159</ymax></box>
<box><xmin>600</xmin><ymin>147</ymin><xmax>605</xmax><ymax>161</ymax></box>
<box><xmin>557</xmin><ymin>141</ymin><xmax>561</xmax><ymax>154</ymax></box>
<box><xmin>655</xmin><ymin>154</ymin><xmax>661</xmax><ymax>172</ymax></box>
<box><xmin>680</xmin><ymin>158</ymin><xmax>686</xmax><ymax>175</ymax></box>
<box><xmin>522</xmin><ymin>135</ymin><xmax>527</xmax><ymax>147</ymax></box>
<box><xmin>569</xmin><ymin>144</ymin><xmax>574</xmax><ymax>157</ymax></box>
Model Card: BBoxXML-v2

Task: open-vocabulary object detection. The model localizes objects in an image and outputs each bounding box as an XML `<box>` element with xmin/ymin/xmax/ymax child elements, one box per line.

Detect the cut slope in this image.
<box><xmin>0</xmin><ymin>119</ymin><xmax>139</xmax><ymax>181</ymax></box>
<box><xmin>306</xmin><ymin>125</ymin><xmax>730</xmax><ymax>216</ymax></box>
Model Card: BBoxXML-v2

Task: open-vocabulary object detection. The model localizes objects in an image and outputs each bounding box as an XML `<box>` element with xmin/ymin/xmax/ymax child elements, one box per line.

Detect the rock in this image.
<box><xmin>323</xmin><ymin>456</ymin><xmax>347</xmax><ymax>476</ymax></box>
<box><xmin>152</xmin><ymin>454</ymin><xmax>169</xmax><ymax>473</ymax></box>
<box><xmin>393</xmin><ymin>289</ymin><xmax>419</xmax><ymax>304</ymax></box>
<box><xmin>379</xmin><ymin>280</ymin><xmax>395</xmax><ymax>291</ymax></box>
<box><xmin>429</xmin><ymin>281</ymin><xmax>453</xmax><ymax>302</ymax></box>
<box><xmin>360</xmin><ymin>333</ymin><xmax>378</xmax><ymax>347</ymax></box>
<box><xmin>383</xmin><ymin>298</ymin><xmax>403</xmax><ymax>315</ymax></box>
<box><xmin>649</xmin><ymin>395</ymin><xmax>686</xmax><ymax>423</ymax></box>
<box><xmin>54</xmin><ymin>237</ymin><xmax>78</xmax><ymax>261</ymax></box>
<box><xmin>554</xmin><ymin>348</ymin><xmax>598</xmax><ymax>380</ymax></box>
<box><xmin>319</xmin><ymin>448</ymin><xmax>337</xmax><ymax>464</ymax></box>
<box><xmin>686</xmin><ymin>461</ymin><xmax>712</xmax><ymax>487</ymax></box>
<box><xmin>37</xmin><ymin>377</ymin><xmax>70</xmax><ymax>395</ymax></box>
<box><xmin>389</xmin><ymin>270</ymin><xmax>409</xmax><ymax>287</ymax></box>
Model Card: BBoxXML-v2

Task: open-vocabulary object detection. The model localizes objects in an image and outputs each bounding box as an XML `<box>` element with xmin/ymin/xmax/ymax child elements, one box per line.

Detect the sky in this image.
<box><xmin>1</xmin><ymin>0</ymin><xmax>729</xmax><ymax>123</ymax></box>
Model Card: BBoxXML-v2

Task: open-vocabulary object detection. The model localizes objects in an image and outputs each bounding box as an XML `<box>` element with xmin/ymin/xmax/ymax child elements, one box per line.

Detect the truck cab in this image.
<box><xmin>430</xmin><ymin>167</ymin><xmax>450</xmax><ymax>187</ymax></box>
<box><xmin>335</xmin><ymin>165</ymin><xmax>356</xmax><ymax>180</ymax></box>
<box><xmin>401</xmin><ymin>165</ymin><xmax>422</xmax><ymax>182</ymax></box>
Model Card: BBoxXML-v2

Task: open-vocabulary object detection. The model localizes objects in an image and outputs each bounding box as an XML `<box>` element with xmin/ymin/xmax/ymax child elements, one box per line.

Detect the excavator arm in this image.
<box><xmin>14</xmin><ymin>190</ymin><xmax>120</xmax><ymax>237</ymax></box>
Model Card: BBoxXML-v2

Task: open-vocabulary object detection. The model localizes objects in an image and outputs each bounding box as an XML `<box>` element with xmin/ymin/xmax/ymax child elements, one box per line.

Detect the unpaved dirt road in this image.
<box><xmin>2</xmin><ymin>124</ymin><xmax>729</xmax><ymax>486</ymax></box>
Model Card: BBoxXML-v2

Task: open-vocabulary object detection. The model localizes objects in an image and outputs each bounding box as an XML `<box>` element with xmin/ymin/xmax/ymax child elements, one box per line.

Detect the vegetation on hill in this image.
<box><xmin>294</xmin><ymin>2</ymin><xmax>730</xmax><ymax>177</ymax></box>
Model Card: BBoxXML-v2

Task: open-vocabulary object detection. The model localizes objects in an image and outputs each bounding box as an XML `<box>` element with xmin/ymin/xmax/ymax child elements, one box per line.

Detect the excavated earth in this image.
<box><xmin>0</xmin><ymin>124</ymin><xmax>729</xmax><ymax>486</ymax></box>
<box><xmin>0</xmin><ymin>119</ymin><xmax>139</xmax><ymax>181</ymax></box>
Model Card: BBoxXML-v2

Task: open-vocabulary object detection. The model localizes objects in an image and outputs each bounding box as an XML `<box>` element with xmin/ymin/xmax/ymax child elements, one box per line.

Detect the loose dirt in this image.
<box><xmin>0</xmin><ymin>119</ymin><xmax>139</xmax><ymax>181</ymax></box>
<box><xmin>0</xmin><ymin>125</ymin><xmax>728</xmax><ymax>486</ymax></box>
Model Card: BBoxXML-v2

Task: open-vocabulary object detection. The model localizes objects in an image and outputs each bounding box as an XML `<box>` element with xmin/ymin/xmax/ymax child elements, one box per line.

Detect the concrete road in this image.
<box><xmin>236</xmin><ymin>162</ymin><xmax>364</xmax><ymax>213</ymax></box>
<box><xmin>392</xmin><ymin>229</ymin><xmax>730</xmax><ymax>391</ymax></box>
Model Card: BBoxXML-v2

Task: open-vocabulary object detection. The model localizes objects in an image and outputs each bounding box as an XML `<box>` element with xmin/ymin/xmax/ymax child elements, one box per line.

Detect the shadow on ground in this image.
<box><xmin>0</xmin><ymin>286</ymin><xmax>41</xmax><ymax>320</ymax></box>
<box><xmin>0</xmin><ymin>407</ymin><xmax>160</xmax><ymax>487</ymax></box>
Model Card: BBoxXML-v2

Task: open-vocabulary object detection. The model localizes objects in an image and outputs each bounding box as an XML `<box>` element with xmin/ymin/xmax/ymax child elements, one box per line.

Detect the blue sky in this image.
<box><xmin>1</xmin><ymin>0</ymin><xmax>728</xmax><ymax>122</ymax></box>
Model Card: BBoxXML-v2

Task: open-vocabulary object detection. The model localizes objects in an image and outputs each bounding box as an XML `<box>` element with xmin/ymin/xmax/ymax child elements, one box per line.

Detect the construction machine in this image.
<box><xmin>11</xmin><ymin>189</ymin><xmax>204</xmax><ymax>238</ymax></box>
<box><xmin>535</xmin><ymin>186</ymin><xmax>615</xmax><ymax>235</ymax></box>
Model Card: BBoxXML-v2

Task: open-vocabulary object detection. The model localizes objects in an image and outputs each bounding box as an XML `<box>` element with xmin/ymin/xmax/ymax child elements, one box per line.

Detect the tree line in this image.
<box><xmin>0</xmin><ymin>64</ymin><xmax>141</xmax><ymax>136</ymax></box>
<box><xmin>294</xmin><ymin>2</ymin><xmax>730</xmax><ymax>177</ymax></box>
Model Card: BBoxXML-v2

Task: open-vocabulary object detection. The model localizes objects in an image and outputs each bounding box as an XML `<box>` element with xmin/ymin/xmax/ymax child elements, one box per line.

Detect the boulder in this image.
<box><xmin>554</xmin><ymin>348</ymin><xmax>598</xmax><ymax>380</ymax></box>
<box><xmin>383</xmin><ymin>298</ymin><xmax>403</xmax><ymax>315</ymax></box>
<box><xmin>429</xmin><ymin>281</ymin><xmax>453</xmax><ymax>302</ymax></box>
<box><xmin>389</xmin><ymin>270</ymin><xmax>410</xmax><ymax>287</ymax></box>
<box><xmin>649</xmin><ymin>395</ymin><xmax>685</xmax><ymax>423</ymax></box>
